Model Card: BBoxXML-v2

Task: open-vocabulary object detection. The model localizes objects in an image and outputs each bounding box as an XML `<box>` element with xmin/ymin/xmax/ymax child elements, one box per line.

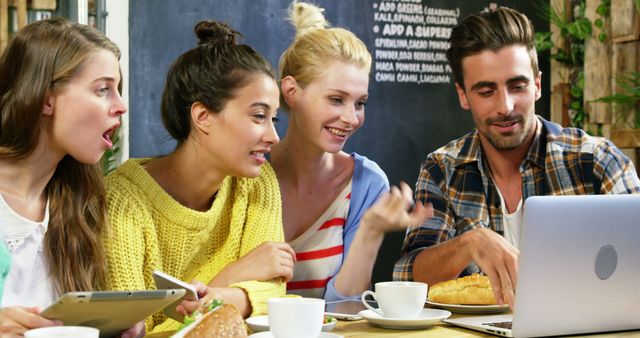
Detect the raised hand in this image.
<box><xmin>360</xmin><ymin>181</ymin><xmax>433</xmax><ymax>234</ymax></box>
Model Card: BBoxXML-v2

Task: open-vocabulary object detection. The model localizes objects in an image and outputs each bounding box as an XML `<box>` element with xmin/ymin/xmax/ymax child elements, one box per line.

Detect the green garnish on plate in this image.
<box><xmin>176</xmin><ymin>299</ymin><xmax>224</xmax><ymax>332</ymax></box>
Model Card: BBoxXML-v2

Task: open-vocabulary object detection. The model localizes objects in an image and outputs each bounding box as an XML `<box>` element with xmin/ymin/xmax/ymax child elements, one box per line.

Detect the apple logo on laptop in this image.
<box><xmin>594</xmin><ymin>244</ymin><xmax>617</xmax><ymax>280</ymax></box>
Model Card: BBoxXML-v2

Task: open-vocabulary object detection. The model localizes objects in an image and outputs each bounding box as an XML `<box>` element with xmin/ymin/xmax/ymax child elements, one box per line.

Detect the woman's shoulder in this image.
<box><xmin>351</xmin><ymin>152</ymin><xmax>389</xmax><ymax>186</ymax></box>
<box><xmin>105</xmin><ymin>158</ymin><xmax>152</xmax><ymax>188</ymax></box>
<box><xmin>104</xmin><ymin>158</ymin><xmax>157</xmax><ymax>207</ymax></box>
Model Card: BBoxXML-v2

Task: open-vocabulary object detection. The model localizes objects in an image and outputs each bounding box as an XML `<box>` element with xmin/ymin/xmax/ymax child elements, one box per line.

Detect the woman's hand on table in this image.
<box><xmin>0</xmin><ymin>306</ymin><xmax>61</xmax><ymax>337</ymax></box>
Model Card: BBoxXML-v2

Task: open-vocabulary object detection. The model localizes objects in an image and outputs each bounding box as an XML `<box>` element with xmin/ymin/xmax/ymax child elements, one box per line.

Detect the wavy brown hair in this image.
<box><xmin>0</xmin><ymin>18</ymin><xmax>120</xmax><ymax>293</ymax></box>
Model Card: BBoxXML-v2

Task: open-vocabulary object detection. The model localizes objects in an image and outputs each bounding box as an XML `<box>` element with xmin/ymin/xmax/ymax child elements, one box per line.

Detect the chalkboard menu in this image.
<box><xmin>128</xmin><ymin>0</ymin><xmax>549</xmax><ymax>283</ymax></box>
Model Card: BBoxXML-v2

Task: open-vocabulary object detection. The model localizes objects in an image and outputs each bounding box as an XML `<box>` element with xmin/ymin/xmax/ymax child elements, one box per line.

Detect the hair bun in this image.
<box><xmin>194</xmin><ymin>20</ymin><xmax>241</xmax><ymax>46</ymax></box>
<box><xmin>289</xmin><ymin>2</ymin><xmax>329</xmax><ymax>39</ymax></box>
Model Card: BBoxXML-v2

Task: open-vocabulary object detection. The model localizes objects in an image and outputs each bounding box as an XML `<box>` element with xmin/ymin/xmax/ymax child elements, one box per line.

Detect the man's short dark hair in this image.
<box><xmin>446</xmin><ymin>7</ymin><xmax>538</xmax><ymax>88</ymax></box>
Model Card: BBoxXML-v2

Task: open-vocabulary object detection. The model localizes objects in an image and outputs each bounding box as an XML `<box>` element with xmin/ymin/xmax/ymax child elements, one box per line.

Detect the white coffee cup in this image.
<box><xmin>361</xmin><ymin>281</ymin><xmax>428</xmax><ymax>318</ymax></box>
<box><xmin>268</xmin><ymin>297</ymin><xmax>325</xmax><ymax>338</ymax></box>
<box><xmin>25</xmin><ymin>326</ymin><xmax>99</xmax><ymax>338</ymax></box>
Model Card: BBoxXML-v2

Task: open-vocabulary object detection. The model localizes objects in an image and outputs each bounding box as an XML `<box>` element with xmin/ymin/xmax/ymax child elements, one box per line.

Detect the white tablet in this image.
<box><xmin>41</xmin><ymin>289</ymin><xmax>186</xmax><ymax>338</ymax></box>
<box><xmin>152</xmin><ymin>270</ymin><xmax>198</xmax><ymax>321</ymax></box>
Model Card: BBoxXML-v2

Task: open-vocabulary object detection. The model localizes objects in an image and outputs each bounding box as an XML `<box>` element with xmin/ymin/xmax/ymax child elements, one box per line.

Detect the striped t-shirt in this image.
<box><xmin>287</xmin><ymin>180</ymin><xmax>352</xmax><ymax>298</ymax></box>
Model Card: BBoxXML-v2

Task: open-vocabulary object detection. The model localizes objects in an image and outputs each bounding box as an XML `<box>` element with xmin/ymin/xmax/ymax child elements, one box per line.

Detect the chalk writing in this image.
<box><xmin>372</xmin><ymin>1</ymin><xmax>458</xmax><ymax>85</ymax></box>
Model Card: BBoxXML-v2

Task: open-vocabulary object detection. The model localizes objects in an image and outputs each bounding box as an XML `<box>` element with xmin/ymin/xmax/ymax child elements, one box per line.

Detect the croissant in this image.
<box><xmin>428</xmin><ymin>273</ymin><xmax>497</xmax><ymax>305</ymax></box>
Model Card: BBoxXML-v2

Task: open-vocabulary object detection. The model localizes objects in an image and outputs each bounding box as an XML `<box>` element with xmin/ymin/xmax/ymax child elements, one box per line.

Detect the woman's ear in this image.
<box><xmin>42</xmin><ymin>91</ymin><xmax>55</xmax><ymax>116</ymax></box>
<box><xmin>191</xmin><ymin>102</ymin><xmax>212</xmax><ymax>135</ymax></box>
<box><xmin>280</xmin><ymin>75</ymin><xmax>298</xmax><ymax>109</ymax></box>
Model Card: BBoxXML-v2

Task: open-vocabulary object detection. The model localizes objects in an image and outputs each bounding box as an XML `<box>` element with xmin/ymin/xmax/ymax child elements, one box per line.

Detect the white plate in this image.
<box><xmin>426</xmin><ymin>301</ymin><xmax>509</xmax><ymax>314</ymax></box>
<box><xmin>248</xmin><ymin>332</ymin><xmax>342</xmax><ymax>338</ymax></box>
<box><xmin>245</xmin><ymin>315</ymin><xmax>336</xmax><ymax>333</ymax></box>
<box><xmin>358</xmin><ymin>308</ymin><xmax>451</xmax><ymax>330</ymax></box>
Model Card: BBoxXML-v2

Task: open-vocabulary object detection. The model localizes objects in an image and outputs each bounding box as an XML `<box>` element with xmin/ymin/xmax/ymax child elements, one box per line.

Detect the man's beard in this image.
<box><xmin>477</xmin><ymin>114</ymin><xmax>533</xmax><ymax>151</ymax></box>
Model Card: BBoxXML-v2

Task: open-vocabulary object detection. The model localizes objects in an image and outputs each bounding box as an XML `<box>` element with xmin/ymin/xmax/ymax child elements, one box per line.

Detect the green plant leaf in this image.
<box><xmin>534</xmin><ymin>1</ymin><xmax>569</xmax><ymax>30</ymax></box>
<box><xmin>594</xmin><ymin>18</ymin><xmax>603</xmax><ymax>28</ymax></box>
<box><xmin>571</xmin><ymin>86</ymin><xmax>583</xmax><ymax>98</ymax></box>
<box><xmin>594</xmin><ymin>71</ymin><xmax>640</xmax><ymax>107</ymax></box>
<box><xmin>596</xmin><ymin>4</ymin><xmax>608</xmax><ymax>16</ymax></box>
<box><xmin>598</xmin><ymin>32</ymin><xmax>607</xmax><ymax>42</ymax></box>
<box><xmin>534</xmin><ymin>32</ymin><xmax>554</xmax><ymax>52</ymax></box>
<box><xmin>567</xmin><ymin>18</ymin><xmax>592</xmax><ymax>40</ymax></box>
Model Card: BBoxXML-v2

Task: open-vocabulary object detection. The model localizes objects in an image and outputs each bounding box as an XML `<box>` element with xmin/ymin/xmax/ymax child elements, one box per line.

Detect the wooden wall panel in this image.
<box><xmin>550</xmin><ymin>0</ymin><xmax>571</xmax><ymax>125</ymax></box>
<box><xmin>0</xmin><ymin>0</ymin><xmax>8</xmax><ymax>52</ymax></box>
<box><xmin>551</xmin><ymin>83</ymin><xmax>572</xmax><ymax>127</ymax></box>
<box><xmin>611</xmin><ymin>41</ymin><xmax>639</xmax><ymax>128</ymax></box>
<box><xmin>611</xmin><ymin>0</ymin><xmax>640</xmax><ymax>42</ymax></box>
<box><xmin>585</xmin><ymin>0</ymin><xmax>612</xmax><ymax>125</ymax></box>
<box><xmin>30</xmin><ymin>0</ymin><xmax>56</xmax><ymax>10</ymax></box>
<box><xmin>15</xmin><ymin>0</ymin><xmax>26</xmax><ymax>30</ymax></box>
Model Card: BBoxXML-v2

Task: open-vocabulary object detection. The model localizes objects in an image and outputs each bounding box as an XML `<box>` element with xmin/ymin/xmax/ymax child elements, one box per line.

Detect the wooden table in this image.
<box><xmin>145</xmin><ymin>314</ymin><xmax>640</xmax><ymax>338</ymax></box>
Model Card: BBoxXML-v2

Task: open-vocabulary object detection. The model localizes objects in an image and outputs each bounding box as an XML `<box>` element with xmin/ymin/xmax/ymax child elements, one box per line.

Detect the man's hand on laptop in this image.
<box><xmin>467</xmin><ymin>227</ymin><xmax>519</xmax><ymax>309</ymax></box>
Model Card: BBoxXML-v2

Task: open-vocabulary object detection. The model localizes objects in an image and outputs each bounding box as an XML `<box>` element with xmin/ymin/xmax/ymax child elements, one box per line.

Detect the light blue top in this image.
<box><xmin>0</xmin><ymin>240</ymin><xmax>10</xmax><ymax>299</ymax></box>
<box><xmin>323</xmin><ymin>153</ymin><xmax>389</xmax><ymax>302</ymax></box>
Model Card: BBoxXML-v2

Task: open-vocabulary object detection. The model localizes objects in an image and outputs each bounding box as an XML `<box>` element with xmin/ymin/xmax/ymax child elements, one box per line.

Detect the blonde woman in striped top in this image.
<box><xmin>270</xmin><ymin>1</ymin><xmax>433</xmax><ymax>301</ymax></box>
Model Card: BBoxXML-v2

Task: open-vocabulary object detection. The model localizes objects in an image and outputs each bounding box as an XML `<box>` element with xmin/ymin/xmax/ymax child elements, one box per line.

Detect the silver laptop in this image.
<box><xmin>445</xmin><ymin>194</ymin><xmax>640</xmax><ymax>337</ymax></box>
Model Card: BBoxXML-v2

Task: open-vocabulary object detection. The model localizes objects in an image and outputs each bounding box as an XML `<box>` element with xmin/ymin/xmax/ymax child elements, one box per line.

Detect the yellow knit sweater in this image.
<box><xmin>103</xmin><ymin>158</ymin><xmax>285</xmax><ymax>333</ymax></box>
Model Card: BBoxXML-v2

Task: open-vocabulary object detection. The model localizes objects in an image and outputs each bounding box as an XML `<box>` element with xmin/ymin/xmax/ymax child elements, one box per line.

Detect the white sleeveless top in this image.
<box><xmin>287</xmin><ymin>180</ymin><xmax>352</xmax><ymax>298</ymax></box>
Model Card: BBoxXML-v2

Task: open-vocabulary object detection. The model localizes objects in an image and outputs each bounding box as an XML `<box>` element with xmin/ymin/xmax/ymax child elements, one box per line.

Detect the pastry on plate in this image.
<box><xmin>428</xmin><ymin>273</ymin><xmax>497</xmax><ymax>305</ymax></box>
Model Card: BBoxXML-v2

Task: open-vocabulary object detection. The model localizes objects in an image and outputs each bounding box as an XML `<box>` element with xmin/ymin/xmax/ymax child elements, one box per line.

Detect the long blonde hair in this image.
<box><xmin>278</xmin><ymin>1</ymin><xmax>372</xmax><ymax>110</ymax></box>
<box><xmin>0</xmin><ymin>18</ymin><xmax>120</xmax><ymax>293</ymax></box>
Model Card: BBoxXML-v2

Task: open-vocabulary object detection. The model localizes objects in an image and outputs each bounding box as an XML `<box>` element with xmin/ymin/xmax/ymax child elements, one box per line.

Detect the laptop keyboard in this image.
<box><xmin>484</xmin><ymin>321</ymin><xmax>513</xmax><ymax>329</ymax></box>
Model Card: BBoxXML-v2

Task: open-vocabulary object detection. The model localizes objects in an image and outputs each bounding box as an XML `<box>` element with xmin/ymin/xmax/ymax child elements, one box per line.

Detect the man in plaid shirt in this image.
<box><xmin>393</xmin><ymin>7</ymin><xmax>640</xmax><ymax>309</ymax></box>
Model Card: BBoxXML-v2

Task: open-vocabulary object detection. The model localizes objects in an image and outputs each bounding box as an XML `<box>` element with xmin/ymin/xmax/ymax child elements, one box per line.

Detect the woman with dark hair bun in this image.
<box><xmin>103</xmin><ymin>20</ymin><xmax>293</xmax><ymax>333</ymax></box>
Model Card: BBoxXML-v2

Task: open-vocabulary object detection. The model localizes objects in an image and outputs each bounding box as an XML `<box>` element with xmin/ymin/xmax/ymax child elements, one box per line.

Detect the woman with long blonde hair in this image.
<box><xmin>271</xmin><ymin>2</ymin><xmax>432</xmax><ymax>301</ymax></box>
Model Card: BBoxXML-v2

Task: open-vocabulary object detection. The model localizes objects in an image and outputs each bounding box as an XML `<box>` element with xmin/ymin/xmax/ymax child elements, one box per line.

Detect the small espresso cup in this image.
<box><xmin>361</xmin><ymin>281</ymin><xmax>428</xmax><ymax>318</ymax></box>
<box><xmin>268</xmin><ymin>297</ymin><xmax>325</xmax><ymax>338</ymax></box>
<box><xmin>25</xmin><ymin>326</ymin><xmax>99</xmax><ymax>338</ymax></box>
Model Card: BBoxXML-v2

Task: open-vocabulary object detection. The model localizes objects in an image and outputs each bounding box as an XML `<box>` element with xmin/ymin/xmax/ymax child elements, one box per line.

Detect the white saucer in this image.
<box><xmin>245</xmin><ymin>315</ymin><xmax>337</xmax><ymax>333</ymax></box>
<box><xmin>248</xmin><ymin>332</ymin><xmax>343</xmax><ymax>338</ymax></box>
<box><xmin>426</xmin><ymin>300</ymin><xmax>509</xmax><ymax>314</ymax></box>
<box><xmin>358</xmin><ymin>308</ymin><xmax>451</xmax><ymax>330</ymax></box>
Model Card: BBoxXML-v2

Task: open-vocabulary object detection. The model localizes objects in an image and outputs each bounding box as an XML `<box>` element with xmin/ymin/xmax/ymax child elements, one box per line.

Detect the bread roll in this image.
<box><xmin>182</xmin><ymin>304</ymin><xmax>247</xmax><ymax>338</ymax></box>
<box><xmin>428</xmin><ymin>273</ymin><xmax>497</xmax><ymax>305</ymax></box>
